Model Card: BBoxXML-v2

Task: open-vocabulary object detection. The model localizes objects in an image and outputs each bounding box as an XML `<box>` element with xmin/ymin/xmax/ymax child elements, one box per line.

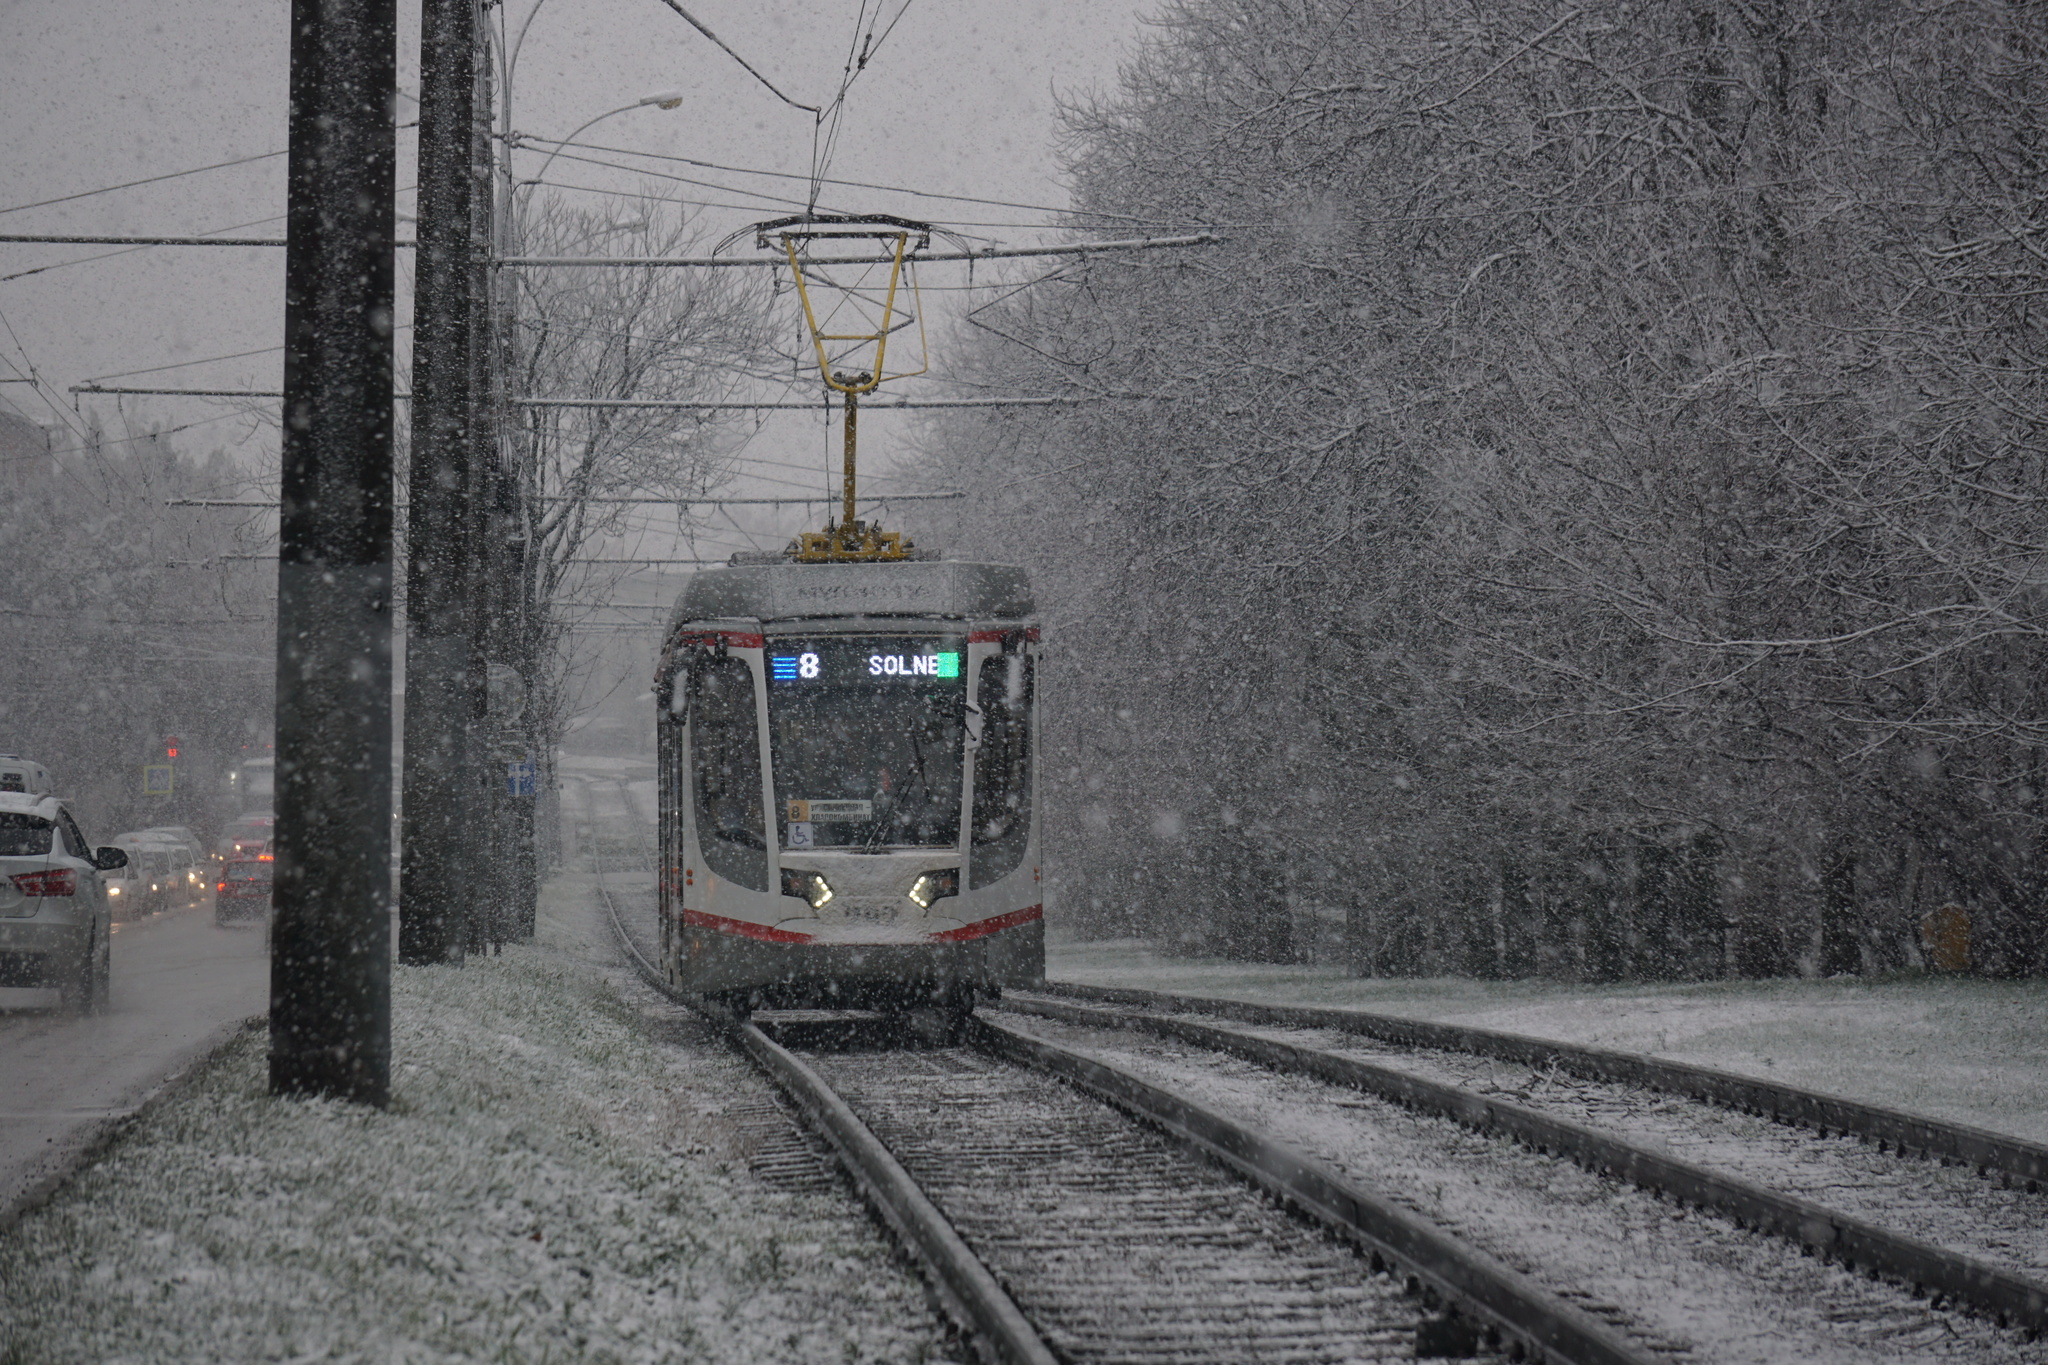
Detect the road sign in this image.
<box><xmin>142</xmin><ymin>764</ymin><xmax>174</xmax><ymax>796</ymax></box>
<box><xmin>505</xmin><ymin>760</ymin><xmax>536</xmax><ymax>797</ymax></box>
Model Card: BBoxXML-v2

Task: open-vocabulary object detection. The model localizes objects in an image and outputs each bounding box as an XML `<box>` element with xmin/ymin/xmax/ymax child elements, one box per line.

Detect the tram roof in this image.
<box><xmin>669</xmin><ymin>557</ymin><xmax>1034</xmax><ymax>629</ymax></box>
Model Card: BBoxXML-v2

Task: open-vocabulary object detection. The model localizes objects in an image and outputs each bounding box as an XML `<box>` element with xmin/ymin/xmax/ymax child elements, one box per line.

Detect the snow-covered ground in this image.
<box><xmin>1047</xmin><ymin>939</ymin><xmax>2048</xmax><ymax>1145</ymax></box>
<box><xmin>0</xmin><ymin>876</ymin><xmax>956</xmax><ymax>1364</ymax></box>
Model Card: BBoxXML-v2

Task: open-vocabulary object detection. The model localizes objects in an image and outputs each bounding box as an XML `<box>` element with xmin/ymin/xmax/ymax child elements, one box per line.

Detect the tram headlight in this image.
<box><xmin>780</xmin><ymin>868</ymin><xmax>834</xmax><ymax>910</ymax></box>
<box><xmin>907</xmin><ymin>870</ymin><xmax>958</xmax><ymax>909</ymax></box>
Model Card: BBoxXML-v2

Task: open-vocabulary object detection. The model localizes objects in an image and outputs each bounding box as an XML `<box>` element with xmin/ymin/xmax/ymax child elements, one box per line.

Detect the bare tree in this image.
<box><xmin>912</xmin><ymin>0</ymin><xmax>2048</xmax><ymax>979</ymax></box>
<box><xmin>503</xmin><ymin>194</ymin><xmax>780</xmax><ymax>768</ymax></box>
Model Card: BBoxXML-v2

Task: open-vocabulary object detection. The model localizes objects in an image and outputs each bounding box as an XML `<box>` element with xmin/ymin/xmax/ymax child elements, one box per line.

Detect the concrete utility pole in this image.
<box><xmin>399</xmin><ymin>0</ymin><xmax>480</xmax><ymax>966</ymax></box>
<box><xmin>270</xmin><ymin>0</ymin><xmax>397</xmax><ymax>1105</ymax></box>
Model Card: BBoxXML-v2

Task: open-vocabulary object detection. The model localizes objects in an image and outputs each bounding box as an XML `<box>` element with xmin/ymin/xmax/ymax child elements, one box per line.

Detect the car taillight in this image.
<box><xmin>11</xmin><ymin>868</ymin><xmax>77</xmax><ymax>897</ymax></box>
<box><xmin>217</xmin><ymin>881</ymin><xmax>227</xmax><ymax>893</ymax></box>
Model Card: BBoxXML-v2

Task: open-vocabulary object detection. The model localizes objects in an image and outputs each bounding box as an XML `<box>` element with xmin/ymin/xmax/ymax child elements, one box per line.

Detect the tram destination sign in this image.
<box><xmin>767</xmin><ymin>636</ymin><xmax>966</xmax><ymax>686</ymax></box>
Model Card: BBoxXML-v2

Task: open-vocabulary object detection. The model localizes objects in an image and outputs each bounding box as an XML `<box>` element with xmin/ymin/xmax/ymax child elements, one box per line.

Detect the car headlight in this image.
<box><xmin>779</xmin><ymin>868</ymin><xmax>833</xmax><ymax>910</ymax></box>
<box><xmin>907</xmin><ymin>869</ymin><xmax>959</xmax><ymax>909</ymax></box>
<box><xmin>107</xmin><ymin>885</ymin><xmax>120</xmax><ymax>895</ymax></box>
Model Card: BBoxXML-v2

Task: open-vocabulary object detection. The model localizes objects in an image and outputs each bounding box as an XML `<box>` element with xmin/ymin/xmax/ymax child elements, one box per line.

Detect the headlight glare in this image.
<box><xmin>907</xmin><ymin>869</ymin><xmax>959</xmax><ymax>909</ymax></box>
<box><xmin>780</xmin><ymin>868</ymin><xmax>833</xmax><ymax>910</ymax></box>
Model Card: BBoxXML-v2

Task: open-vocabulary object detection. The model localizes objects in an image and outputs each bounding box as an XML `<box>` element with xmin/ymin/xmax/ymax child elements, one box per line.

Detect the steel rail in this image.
<box><xmin>588</xmin><ymin>866</ymin><xmax>1056</xmax><ymax>1365</ymax></box>
<box><xmin>970</xmin><ymin>1013</ymin><xmax>1654</xmax><ymax>1365</ymax></box>
<box><xmin>1004</xmin><ymin>994</ymin><xmax>2048</xmax><ymax>1335</ymax></box>
<box><xmin>590</xmin><ymin>838</ymin><xmax>1645</xmax><ymax>1362</ymax></box>
<box><xmin>1037</xmin><ymin>981</ymin><xmax>2048</xmax><ymax>1192</ymax></box>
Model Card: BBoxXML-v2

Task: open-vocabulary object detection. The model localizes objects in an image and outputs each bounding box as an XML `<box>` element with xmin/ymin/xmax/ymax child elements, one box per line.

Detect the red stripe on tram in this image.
<box><xmin>681</xmin><ymin>905</ymin><xmax>1043</xmax><ymax>945</ymax></box>
<box><xmin>672</xmin><ymin>630</ymin><xmax>765</xmax><ymax>649</ymax></box>
<box><xmin>968</xmin><ymin>628</ymin><xmax>1041</xmax><ymax>645</ymax></box>
<box><xmin>681</xmin><ymin>909</ymin><xmax>816</xmax><ymax>943</ymax></box>
<box><xmin>925</xmin><ymin>905</ymin><xmax>1043</xmax><ymax>942</ymax></box>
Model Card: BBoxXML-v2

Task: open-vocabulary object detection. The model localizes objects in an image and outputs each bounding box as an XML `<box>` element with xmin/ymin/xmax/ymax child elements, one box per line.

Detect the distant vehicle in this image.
<box><xmin>215</xmin><ymin>857</ymin><xmax>273</xmax><ymax>924</ymax></box>
<box><xmin>140</xmin><ymin>827</ymin><xmax>209</xmax><ymax>899</ymax></box>
<box><xmin>0</xmin><ymin>755</ymin><xmax>51</xmax><ymax>797</ymax></box>
<box><xmin>218</xmin><ymin>812</ymin><xmax>275</xmax><ymax>864</ymax></box>
<box><xmin>0</xmin><ymin>789</ymin><xmax>123</xmax><ymax>1011</ymax></box>
<box><xmin>232</xmin><ymin>758</ymin><xmax>274</xmax><ymax>814</ymax></box>
<box><xmin>101</xmin><ymin>841</ymin><xmax>149</xmax><ymax>918</ymax></box>
<box><xmin>139</xmin><ymin>825</ymin><xmax>205</xmax><ymax>864</ymax></box>
<box><xmin>107</xmin><ymin>836</ymin><xmax>196</xmax><ymax>917</ymax></box>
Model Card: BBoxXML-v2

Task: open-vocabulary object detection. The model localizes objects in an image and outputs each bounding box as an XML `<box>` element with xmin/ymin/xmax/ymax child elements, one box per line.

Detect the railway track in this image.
<box><xmin>1011</xmin><ymin>984</ymin><xmax>2048</xmax><ymax>1309</ymax></box>
<box><xmin>588</xmin><ymin>840</ymin><xmax>2042</xmax><ymax>1363</ymax></box>
<box><xmin>593</xmin><ymin>866</ymin><xmax>1646</xmax><ymax>1363</ymax></box>
<box><xmin>1032</xmin><ymin>982</ymin><xmax>2048</xmax><ymax>1191</ymax></box>
<box><xmin>997</xmin><ymin>988</ymin><xmax>2048</xmax><ymax>1351</ymax></box>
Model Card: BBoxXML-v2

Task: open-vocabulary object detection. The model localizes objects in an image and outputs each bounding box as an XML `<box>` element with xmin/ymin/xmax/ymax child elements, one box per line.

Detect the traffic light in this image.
<box><xmin>164</xmin><ymin>736</ymin><xmax>182</xmax><ymax>761</ymax></box>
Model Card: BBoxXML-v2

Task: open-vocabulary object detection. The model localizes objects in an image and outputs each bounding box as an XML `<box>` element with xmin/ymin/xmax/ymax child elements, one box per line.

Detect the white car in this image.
<box><xmin>106</xmin><ymin>837</ymin><xmax>199</xmax><ymax>917</ymax></box>
<box><xmin>109</xmin><ymin>834</ymin><xmax>205</xmax><ymax>916</ymax></box>
<box><xmin>139</xmin><ymin>825</ymin><xmax>207</xmax><ymax>870</ymax></box>
<box><xmin>0</xmin><ymin>754</ymin><xmax>52</xmax><ymax>796</ymax></box>
<box><xmin>0</xmin><ymin>791</ymin><xmax>120</xmax><ymax>1012</ymax></box>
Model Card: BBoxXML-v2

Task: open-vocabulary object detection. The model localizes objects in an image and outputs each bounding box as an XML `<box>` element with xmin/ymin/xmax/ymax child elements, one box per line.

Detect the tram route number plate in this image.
<box><xmin>787</xmin><ymin>799</ymin><xmax>873</xmax><ymax>822</ymax></box>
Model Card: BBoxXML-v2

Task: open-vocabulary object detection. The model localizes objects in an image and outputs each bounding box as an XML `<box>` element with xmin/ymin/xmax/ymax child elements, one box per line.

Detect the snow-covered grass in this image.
<box><xmin>1048</xmin><ymin>939</ymin><xmax>2048</xmax><ymax>1145</ymax></box>
<box><xmin>0</xmin><ymin>884</ymin><xmax>954</xmax><ymax>1365</ymax></box>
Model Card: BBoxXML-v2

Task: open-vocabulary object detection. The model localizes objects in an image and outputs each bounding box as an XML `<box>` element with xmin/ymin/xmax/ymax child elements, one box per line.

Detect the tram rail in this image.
<box><xmin>590</xmin><ymin>858</ymin><xmax>1654</xmax><ymax>1365</ymax></box>
<box><xmin>1002</xmin><ymin>991</ymin><xmax>2048</xmax><ymax>1336</ymax></box>
<box><xmin>591</xmin><ymin>796</ymin><xmax>2044</xmax><ymax>1357</ymax></box>
<box><xmin>1036</xmin><ymin>981</ymin><xmax>2048</xmax><ymax>1190</ymax></box>
<box><xmin>592</xmin><ymin>839</ymin><xmax>1055</xmax><ymax>1365</ymax></box>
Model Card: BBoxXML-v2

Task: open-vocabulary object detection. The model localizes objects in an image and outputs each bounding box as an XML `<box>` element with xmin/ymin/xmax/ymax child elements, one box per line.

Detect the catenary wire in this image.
<box><xmin>0</xmin><ymin>150</ymin><xmax>289</xmax><ymax>218</ymax></box>
<box><xmin>649</xmin><ymin>0</ymin><xmax>818</xmax><ymax>113</ymax></box>
<box><xmin>538</xmin><ymin>127</ymin><xmax>1152</xmax><ymax>223</ymax></box>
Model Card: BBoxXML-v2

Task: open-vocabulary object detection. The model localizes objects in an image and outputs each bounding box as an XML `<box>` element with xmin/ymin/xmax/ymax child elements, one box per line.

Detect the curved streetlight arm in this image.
<box><xmin>516</xmin><ymin>91</ymin><xmax>684</xmax><ymax>199</ymax></box>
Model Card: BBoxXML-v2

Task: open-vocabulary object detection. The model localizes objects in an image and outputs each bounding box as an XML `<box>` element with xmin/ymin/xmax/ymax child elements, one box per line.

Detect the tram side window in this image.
<box><xmin>690</xmin><ymin>654</ymin><xmax>768</xmax><ymax>890</ymax></box>
<box><xmin>970</xmin><ymin>653</ymin><xmax>1034</xmax><ymax>889</ymax></box>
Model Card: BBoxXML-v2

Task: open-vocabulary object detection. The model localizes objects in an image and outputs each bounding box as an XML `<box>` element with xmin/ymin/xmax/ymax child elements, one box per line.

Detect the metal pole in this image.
<box><xmin>463</xmin><ymin>16</ymin><xmax>502</xmax><ymax>955</ymax></box>
<box><xmin>463</xmin><ymin>14</ymin><xmax>495</xmax><ymax>951</ymax></box>
<box><xmin>490</xmin><ymin>15</ymin><xmax>537</xmax><ymax>944</ymax></box>
<box><xmin>270</xmin><ymin>0</ymin><xmax>396</xmax><ymax>1105</ymax></box>
<box><xmin>490</xmin><ymin>467</ymin><xmax>524</xmax><ymax>945</ymax></box>
<box><xmin>399</xmin><ymin>0</ymin><xmax>476</xmax><ymax>966</ymax></box>
<box><xmin>841</xmin><ymin>389</ymin><xmax>858</xmax><ymax>530</ymax></box>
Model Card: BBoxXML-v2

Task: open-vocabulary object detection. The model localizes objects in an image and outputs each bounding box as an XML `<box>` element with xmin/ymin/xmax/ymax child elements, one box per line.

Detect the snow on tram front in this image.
<box><xmin>654</xmin><ymin>557</ymin><xmax>1042</xmax><ymax>1012</ymax></box>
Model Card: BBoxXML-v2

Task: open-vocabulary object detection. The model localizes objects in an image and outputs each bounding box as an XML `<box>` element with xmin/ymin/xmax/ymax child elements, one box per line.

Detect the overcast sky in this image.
<box><xmin>0</xmin><ymin>0</ymin><xmax>1158</xmax><ymax>565</ymax></box>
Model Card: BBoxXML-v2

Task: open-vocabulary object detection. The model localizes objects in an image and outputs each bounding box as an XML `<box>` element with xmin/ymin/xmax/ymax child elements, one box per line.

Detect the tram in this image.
<box><xmin>653</xmin><ymin>212</ymin><xmax>1041</xmax><ymax>1010</ymax></box>
<box><xmin>654</xmin><ymin>555</ymin><xmax>1042</xmax><ymax>1012</ymax></box>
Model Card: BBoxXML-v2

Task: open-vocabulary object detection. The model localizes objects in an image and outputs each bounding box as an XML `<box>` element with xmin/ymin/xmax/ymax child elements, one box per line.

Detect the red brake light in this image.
<box><xmin>216</xmin><ymin>881</ymin><xmax>227</xmax><ymax>893</ymax></box>
<box><xmin>257</xmin><ymin>853</ymin><xmax>274</xmax><ymax>861</ymax></box>
<box><xmin>11</xmin><ymin>868</ymin><xmax>77</xmax><ymax>897</ymax></box>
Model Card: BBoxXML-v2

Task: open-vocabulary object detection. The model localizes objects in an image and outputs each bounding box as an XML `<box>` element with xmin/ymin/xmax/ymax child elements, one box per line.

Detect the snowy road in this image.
<box><xmin>0</xmin><ymin>902</ymin><xmax>267</xmax><ymax>1221</ymax></box>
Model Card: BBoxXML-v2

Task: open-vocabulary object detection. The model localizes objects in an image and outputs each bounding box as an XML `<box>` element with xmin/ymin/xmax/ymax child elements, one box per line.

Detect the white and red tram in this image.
<box><xmin>655</xmin><ymin>557</ymin><xmax>1042</xmax><ymax>1011</ymax></box>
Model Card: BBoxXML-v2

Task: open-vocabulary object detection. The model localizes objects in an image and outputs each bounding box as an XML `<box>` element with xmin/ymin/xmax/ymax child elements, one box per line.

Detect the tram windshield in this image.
<box><xmin>766</xmin><ymin>635</ymin><xmax>966</xmax><ymax>850</ymax></box>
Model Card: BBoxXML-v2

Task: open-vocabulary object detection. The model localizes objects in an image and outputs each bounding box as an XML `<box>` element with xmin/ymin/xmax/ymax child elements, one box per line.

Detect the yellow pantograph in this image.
<box><xmin>758</xmin><ymin>215</ymin><xmax>932</xmax><ymax>562</ymax></box>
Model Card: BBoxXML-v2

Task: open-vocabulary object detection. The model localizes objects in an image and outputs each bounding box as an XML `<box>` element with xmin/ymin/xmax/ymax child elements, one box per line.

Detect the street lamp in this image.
<box><xmin>517</xmin><ymin>90</ymin><xmax>686</xmax><ymax>195</ymax></box>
